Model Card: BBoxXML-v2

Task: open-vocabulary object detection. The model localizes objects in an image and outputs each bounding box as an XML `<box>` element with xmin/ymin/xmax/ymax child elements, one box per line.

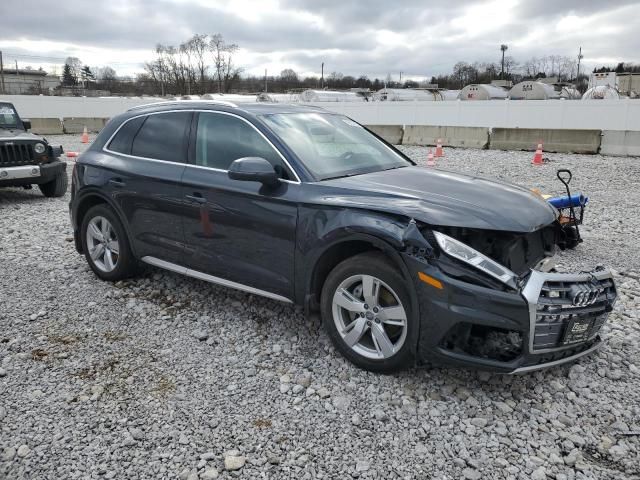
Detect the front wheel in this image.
<box><xmin>321</xmin><ymin>252</ymin><xmax>417</xmax><ymax>373</ymax></box>
<box><xmin>39</xmin><ymin>171</ymin><xmax>68</xmax><ymax>197</ymax></box>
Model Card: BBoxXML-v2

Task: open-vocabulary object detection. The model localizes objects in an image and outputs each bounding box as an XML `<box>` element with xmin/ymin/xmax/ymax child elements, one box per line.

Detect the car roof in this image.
<box><xmin>126</xmin><ymin>100</ymin><xmax>329</xmax><ymax>117</ymax></box>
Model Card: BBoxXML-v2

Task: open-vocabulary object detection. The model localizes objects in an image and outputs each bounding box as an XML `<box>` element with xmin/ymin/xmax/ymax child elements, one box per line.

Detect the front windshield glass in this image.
<box><xmin>0</xmin><ymin>103</ymin><xmax>21</xmax><ymax>129</ymax></box>
<box><xmin>260</xmin><ymin>113</ymin><xmax>411</xmax><ymax>180</ymax></box>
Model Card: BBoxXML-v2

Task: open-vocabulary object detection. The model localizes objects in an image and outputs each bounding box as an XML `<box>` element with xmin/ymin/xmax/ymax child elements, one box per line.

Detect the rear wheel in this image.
<box><xmin>39</xmin><ymin>171</ymin><xmax>68</xmax><ymax>197</ymax></box>
<box><xmin>321</xmin><ymin>252</ymin><xmax>416</xmax><ymax>373</ymax></box>
<box><xmin>80</xmin><ymin>204</ymin><xmax>137</xmax><ymax>281</ymax></box>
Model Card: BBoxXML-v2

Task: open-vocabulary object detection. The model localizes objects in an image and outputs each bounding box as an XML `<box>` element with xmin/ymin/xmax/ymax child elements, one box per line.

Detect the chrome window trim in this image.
<box><xmin>141</xmin><ymin>256</ymin><xmax>293</xmax><ymax>304</ymax></box>
<box><xmin>102</xmin><ymin>109</ymin><xmax>301</xmax><ymax>184</ymax></box>
<box><xmin>521</xmin><ymin>268</ymin><xmax>615</xmax><ymax>354</ymax></box>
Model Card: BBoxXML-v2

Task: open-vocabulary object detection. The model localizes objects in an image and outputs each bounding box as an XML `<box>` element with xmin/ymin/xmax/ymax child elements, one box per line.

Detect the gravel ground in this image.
<box><xmin>1</xmin><ymin>134</ymin><xmax>639</xmax><ymax>480</ymax></box>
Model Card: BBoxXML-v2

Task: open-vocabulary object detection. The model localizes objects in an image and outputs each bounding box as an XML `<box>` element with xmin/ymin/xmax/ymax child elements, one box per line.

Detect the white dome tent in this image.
<box><xmin>581</xmin><ymin>85</ymin><xmax>623</xmax><ymax>100</ymax></box>
<box><xmin>439</xmin><ymin>90</ymin><xmax>461</xmax><ymax>101</ymax></box>
<box><xmin>458</xmin><ymin>84</ymin><xmax>509</xmax><ymax>100</ymax></box>
<box><xmin>509</xmin><ymin>81</ymin><xmax>559</xmax><ymax>100</ymax></box>
<box><xmin>200</xmin><ymin>93</ymin><xmax>257</xmax><ymax>103</ymax></box>
<box><xmin>559</xmin><ymin>87</ymin><xmax>581</xmax><ymax>100</ymax></box>
<box><xmin>256</xmin><ymin>92</ymin><xmax>300</xmax><ymax>103</ymax></box>
<box><xmin>299</xmin><ymin>90</ymin><xmax>365</xmax><ymax>102</ymax></box>
<box><xmin>375</xmin><ymin>88</ymin><xmax>438</xmax><ymax>101</ymax></box>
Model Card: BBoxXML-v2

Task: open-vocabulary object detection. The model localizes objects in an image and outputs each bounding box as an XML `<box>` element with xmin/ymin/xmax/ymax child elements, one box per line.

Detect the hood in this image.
<box><xmin>308</xmin><ymin>166</ymin><xmax>557</xmax><ymax>232</ymax></box>
<box><xmin>0</xmin><ymin>129</ymin><xmax>42</xmax><ymax>141</ymax></box>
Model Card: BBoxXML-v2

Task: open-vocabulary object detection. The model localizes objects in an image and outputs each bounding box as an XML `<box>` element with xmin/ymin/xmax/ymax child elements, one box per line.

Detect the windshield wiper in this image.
<box><xmin>381</xmin><ymin>165</ymin><xmax>407</xmax><ymax>172</ymax></box>
<box><xmin>321</xmin><ymin>172</ymin><xmax>360</xmax><ymax>181</ymax></box>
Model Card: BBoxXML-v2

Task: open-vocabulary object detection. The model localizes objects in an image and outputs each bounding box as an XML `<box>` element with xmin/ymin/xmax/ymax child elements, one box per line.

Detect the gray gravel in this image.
<box><xmin>1</xmin><ymin>135</ymin><xmax>639</xmax><ymax>479</ymax></box>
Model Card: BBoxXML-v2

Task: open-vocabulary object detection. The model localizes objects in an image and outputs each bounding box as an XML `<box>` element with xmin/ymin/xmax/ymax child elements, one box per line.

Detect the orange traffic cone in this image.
<box><xmin>532</xmin><ymin>142</ymin><xmax>544</xmax><ymax>165</ymax></box>
<box><xmin>65</xmin><ymin>151</ymin><xmax>78</xmax><ymax>158</ymax></box>
<box><xmin>435</xmin><ymin>138</ymin><xmax>444</xmax><ymax>157</ymax></box>
<box><xmin>426</xmin><ymin>148</ymin><xmax>435</xmax><ymax>167</ymax></box>
<box><xmin>81</xmin><ymin>126</ymin><xmax>89</xmax><ymax>144</ymax></box>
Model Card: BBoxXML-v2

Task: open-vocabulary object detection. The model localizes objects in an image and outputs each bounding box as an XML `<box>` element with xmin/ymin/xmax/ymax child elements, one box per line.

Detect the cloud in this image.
<box><xmin>0</xmin><ymin>0</ymin><xmax>638</xmax><ymax>78</ymax></box>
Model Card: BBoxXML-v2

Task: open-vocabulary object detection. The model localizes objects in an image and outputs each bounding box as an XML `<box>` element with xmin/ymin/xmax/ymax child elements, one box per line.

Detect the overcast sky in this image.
<box><xmin>0</xmin><ymin>0</ymin><xmax>638</xmax><ymax>79</ymax></box>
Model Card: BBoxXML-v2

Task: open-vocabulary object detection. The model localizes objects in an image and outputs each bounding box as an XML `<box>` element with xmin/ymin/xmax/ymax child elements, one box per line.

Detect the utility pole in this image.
<box><xmin>321</xmin><ymin>62</ymin><xmax>324</xmax><ymax>89</ymax></box>
<box><xmin>500</xmin><ymin>44</ymin><xmax>508</xmax><ymax>79</ymax></box>
<box><xmin>264</xmin><ymin>69</ymin><xmax>267</xmax><ymax>93</ymax></box>
<box><xmin>576</xmin><ymin>46</ymin><xmax>583</xmax><ymax>82</ymax></box>
<box><xmin>0</xmin><ymin>51</ymin><xmax>5</xmax><ymax>94</ymax></box>
<box><xmin>399</xmin><ymin>71</ymin><xmax>403</xmax><ymax>84</ymax></box>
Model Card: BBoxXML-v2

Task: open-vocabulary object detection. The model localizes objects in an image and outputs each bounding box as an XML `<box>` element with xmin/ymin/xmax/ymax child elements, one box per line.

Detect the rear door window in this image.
<box><xmin>130</xmin><ymin>112</ymin><xmax>192</xmax><ymax>162</ymax></box>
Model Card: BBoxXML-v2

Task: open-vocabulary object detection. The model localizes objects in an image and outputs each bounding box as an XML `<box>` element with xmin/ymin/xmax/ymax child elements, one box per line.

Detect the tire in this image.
<box><xmin>321</xmin><ymin>252</ymin><xmax>417</xmax><ymax>373</ymax></box>
<box><xmin>39</xmin><ymin>171</ymin><xmax>68</xmax><ymax>197</ymax></box>
<box><xmin>80</xmin><ymin>204</ymin><xmax>138</xmax><ymax>281</ymax></box>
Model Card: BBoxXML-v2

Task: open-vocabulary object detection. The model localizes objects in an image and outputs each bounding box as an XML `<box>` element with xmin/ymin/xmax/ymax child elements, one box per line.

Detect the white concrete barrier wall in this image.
<box><xmin>308</xmin><ymin>100</ymin><xmax>640</xmax><ymax>131</ymax></box>
<box><xmin>1</xmin><ymin>95</ymin><xmax>162</xmax><ymax>119</ymax></box>
<box><xmin>490</xmin><ymin>128</ymin><xmax>601</xmax><ymax>154</ymax></box>
<box><xmin>601</xmin><ymin>131</ymin><xmax>640</xmax><ymax>156</ymax></box>
<box><xmin>402</xmin><ymin>126</ymin><xmax>489</xmax><ymax>149</ymax></box>
<box><xmin>2</xmin><ymin>95</ymin><xmax>640</xmax><ymax>131</ymax></box>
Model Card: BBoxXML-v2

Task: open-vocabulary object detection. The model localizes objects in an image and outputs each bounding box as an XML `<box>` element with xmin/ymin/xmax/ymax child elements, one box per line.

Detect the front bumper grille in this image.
<box><xmin>0</xmin><ymin>143</ymin><xmax>35</xmax><ymax>167</ymax></box>
<box><xmin>522</xmin><ymin>269</ymin><xmax>617</xmax><ymax>353</ymax></box>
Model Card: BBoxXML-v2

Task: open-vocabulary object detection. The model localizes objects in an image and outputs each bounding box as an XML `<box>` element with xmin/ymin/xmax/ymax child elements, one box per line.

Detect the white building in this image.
<box><xmin>0</xmin><ymin>68</ymin><xmax>60</xmax><ymax>95</ymax></box>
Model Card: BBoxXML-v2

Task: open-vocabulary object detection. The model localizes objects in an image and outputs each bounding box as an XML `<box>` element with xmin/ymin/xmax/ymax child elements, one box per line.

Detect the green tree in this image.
<box><xmin>62</xmin><ymin>63</ymin><xmax>76</xmax><ymax>86</ymax></box>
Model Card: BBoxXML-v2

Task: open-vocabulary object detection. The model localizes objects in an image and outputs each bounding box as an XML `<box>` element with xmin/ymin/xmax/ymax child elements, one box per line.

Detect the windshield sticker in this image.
<box><xmin>341</xmin><ymin>118</ymin><xmax>362</xmax><ymax>128</ymax></box>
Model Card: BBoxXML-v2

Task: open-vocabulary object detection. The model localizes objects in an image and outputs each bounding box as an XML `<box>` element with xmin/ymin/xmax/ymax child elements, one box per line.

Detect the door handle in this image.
<box><xmin>186</xmin><ymin>193</ymin><xmax>206</xmax><ymax>204</ymax></box>
<box><xmin>108</xmin><ymin>178</ymin><xmax>126</xmax><ymax>188</ymax></box>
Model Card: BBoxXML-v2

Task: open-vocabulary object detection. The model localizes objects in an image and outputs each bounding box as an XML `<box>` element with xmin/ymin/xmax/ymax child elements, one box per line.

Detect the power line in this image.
<box><xmin>1</xmin><ymin>52</ymin><xmax>69</xmax><ymax>61</ymax></box>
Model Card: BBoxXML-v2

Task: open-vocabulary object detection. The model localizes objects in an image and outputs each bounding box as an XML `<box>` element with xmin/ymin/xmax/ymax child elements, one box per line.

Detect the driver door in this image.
<box><xmin>180</xmin><ymin>111</ymin><xmax>300</xmax><ymax>300</ymax></box>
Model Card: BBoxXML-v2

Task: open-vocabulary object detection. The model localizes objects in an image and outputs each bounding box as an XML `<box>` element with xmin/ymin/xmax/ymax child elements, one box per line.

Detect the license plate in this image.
<box><xmin>563</xmin><ymin>318</ymin><xmax>593</xmax><ymax>344</ymax></box>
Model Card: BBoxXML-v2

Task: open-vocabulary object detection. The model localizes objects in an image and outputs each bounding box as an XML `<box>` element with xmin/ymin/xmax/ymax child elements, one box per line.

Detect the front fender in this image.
<box><xmin>296</xmin><ymin>206</ymin><xmax>421</xmax><ymax>352</ymax></box>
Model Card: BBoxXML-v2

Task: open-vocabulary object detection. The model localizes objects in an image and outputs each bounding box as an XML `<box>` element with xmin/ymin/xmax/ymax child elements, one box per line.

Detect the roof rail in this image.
<box><xmin>127</xmin><ymin>99</ymin><xmax>238</xmax><ymax>111</ymax></box>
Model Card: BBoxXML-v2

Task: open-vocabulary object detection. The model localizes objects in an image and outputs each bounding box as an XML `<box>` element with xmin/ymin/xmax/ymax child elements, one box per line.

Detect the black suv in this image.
<box><xmin>0</xmin><ymin>102</ymin><xmax>67</xmax><ymax>197</ymax></box>
<box><xmin>69</xmin><ymin>101</ymin><xmax>616</xmax><ymax>373</ymax></box>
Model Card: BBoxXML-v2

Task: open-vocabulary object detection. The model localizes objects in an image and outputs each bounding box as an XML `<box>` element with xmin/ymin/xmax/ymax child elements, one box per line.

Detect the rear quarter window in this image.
<box><xmin>107</xmin><ymin>116</ymin><xmax>145</xmax><ymax>155</ymax></box>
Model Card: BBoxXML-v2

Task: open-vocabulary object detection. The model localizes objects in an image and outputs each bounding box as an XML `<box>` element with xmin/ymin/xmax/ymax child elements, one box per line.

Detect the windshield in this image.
<box><xmin>0</xmin><ymin>103</ymin><xmax>22</xmax><ymax>129</ymax></box>
<box><xmin>260</xmin><ymin>113</ymin><xmax>411</xmax><ymax>180</ymax></box>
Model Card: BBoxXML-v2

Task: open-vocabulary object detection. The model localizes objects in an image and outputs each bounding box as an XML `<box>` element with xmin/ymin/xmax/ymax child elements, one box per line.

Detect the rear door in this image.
<box><xmin>180</xmin><ymin>111</ymin><xmax>299</xmax><ymax>300</ymax></box>
<box><xmin>104</xmin><ymin>110</ymin><xmax>192</xmax><ymax>264</ymax></box>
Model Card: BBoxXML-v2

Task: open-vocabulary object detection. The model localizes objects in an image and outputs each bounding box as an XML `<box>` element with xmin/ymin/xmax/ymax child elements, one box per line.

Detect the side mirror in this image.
<box><xmin>228</xmin><ymin>157</ymin><xmax>280</xmax><ymax>186</ymax></box>
<box><xmin>22</xmin><ymin>119</ymin><xmax>32</xmax><ymax>130</ymax></box>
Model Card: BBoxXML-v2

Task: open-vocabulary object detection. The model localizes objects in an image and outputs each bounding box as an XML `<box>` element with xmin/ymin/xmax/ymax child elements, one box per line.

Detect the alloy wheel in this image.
<box><xmin>86</xmin><ymin>216</ymin><xmax>120</xmax><ymax>273</ymax></box>
<box><xmin>332</xmin><ymin>274</ymin><xmax>408</xmax><ymax>360</ymax></box>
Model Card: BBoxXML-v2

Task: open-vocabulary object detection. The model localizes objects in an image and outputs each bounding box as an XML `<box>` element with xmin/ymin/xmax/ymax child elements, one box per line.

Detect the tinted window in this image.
<box><xmin>108</xmin><ymin>116</ymin><xmax>145</xmax><ymax>154</ymax></box>
<box><xmin>195</xmin><ymin>112</ymin><xmax>288</xmax><ymax>177</ymax></box>
<box><xmin>131</xmin><ymin>112</ymin><xmax>191</xmax><ymax>162</ymax></box>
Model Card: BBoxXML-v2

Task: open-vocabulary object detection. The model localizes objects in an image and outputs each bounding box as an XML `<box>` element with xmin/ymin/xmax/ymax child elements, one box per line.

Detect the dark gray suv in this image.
<box><xmin>69</xmin><ymin>100</ymin><xmax>617</xmax><ymax>373</ymax></box>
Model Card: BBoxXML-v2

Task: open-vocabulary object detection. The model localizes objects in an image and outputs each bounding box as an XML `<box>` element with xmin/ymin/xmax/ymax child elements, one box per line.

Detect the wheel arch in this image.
<box><xmin>74</xmin><ymin>190</ymin><xmax>136</xmax><ymax>256</ymax></box>
<box><xmin>304</xmin><ymin>231</ymin><xmax>418</xmax><ymax>325</ymax></box>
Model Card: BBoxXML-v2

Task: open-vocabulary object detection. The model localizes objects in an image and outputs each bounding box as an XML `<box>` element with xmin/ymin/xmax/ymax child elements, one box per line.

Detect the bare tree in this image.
<box><xmin>186</xmin><ymin>34</ymin><xmax>209</xmax><ymax>93</ymax></box>
<box><xmin>209</xmin><ymin>34</ymin><xmax>240</xmax><ymax>93</ymax></box>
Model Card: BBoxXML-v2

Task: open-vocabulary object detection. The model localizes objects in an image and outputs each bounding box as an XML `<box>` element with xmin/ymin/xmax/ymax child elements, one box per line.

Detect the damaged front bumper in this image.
<box><xmin>404</xmin><ymin>254</ymin><xmax>617</xmax><ymax>373</ymax></box>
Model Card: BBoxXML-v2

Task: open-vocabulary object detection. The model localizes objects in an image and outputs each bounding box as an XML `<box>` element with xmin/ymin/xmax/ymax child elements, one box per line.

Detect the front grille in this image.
<box><xmin>533</xmin><ymin>277</ymin><xmax>616</xmax><ymax>350</ymax></box>
<box><xmin>0</xmin><ymin>143</ymin><xmax>34</xmax><ymax>167</ymax></box>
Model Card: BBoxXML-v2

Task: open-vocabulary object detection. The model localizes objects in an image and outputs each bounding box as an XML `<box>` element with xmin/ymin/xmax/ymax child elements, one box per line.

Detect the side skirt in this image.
<box><xmin>140</xmin><ymin>256</ymin><xmax>293</xmax><ymax>304</ymax></box>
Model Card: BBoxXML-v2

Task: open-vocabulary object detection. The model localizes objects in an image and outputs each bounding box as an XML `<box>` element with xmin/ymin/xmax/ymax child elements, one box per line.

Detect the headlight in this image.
<box><xmin>433</xmin><ymin>231</ymin><xmax>517</xmax><ymax>286</ymax></box>
<box><xmin>33</xmin><ymin>142</ymin><xmax>46</xmax><ymax>154</ymax></box>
